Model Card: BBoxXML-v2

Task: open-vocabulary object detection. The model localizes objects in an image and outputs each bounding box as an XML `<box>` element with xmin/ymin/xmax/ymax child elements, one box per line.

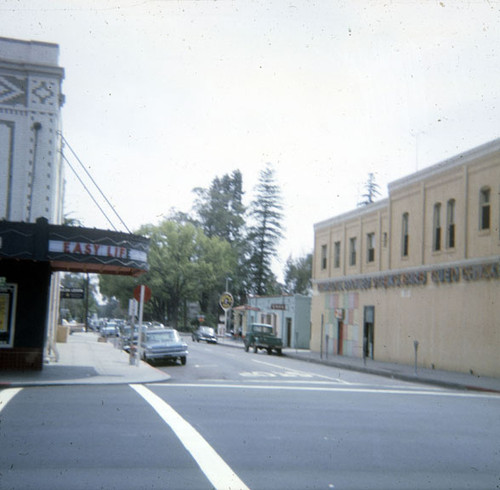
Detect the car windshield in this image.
<box><xmin>254</xmin><ymin>325</ymin><xmax>273</xmax><ymax>334</ymax></box>
<box><xmin>200</xmin><ymin>327</ymin><xmax>214</xmax><ymax>335</ymax></box>
<box><xmin>146</xmin><ymin>330</ymin><xmax>179</xmax><ymax>343</ymax></box>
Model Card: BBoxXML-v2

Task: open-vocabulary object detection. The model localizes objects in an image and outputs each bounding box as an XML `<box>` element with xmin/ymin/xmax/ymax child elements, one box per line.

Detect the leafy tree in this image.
<box><xmin>358</xmin><ymin>172</ymin><xmax>381</xmax><ymax>206</ymax></box>
<box><xmin>284</xmin><ymin>254</ymin><xmax>312</xmax><ymax>295</ymax></box>
<box><xmin>193</xmin><ymin>170</ymin><xmax>245</xmax><ymax>243</ymax></box>
<box><xmin>63</xmin><ymin>214</ymin><xmax>83</xmax><ymax>227</ymax></box>
<box><xmin>193</xmin><ymin>170</ymin><xmax>247</xmax><ymax>305</ymax></box>
<box><xmin>100</xmin><ymin>219</ymin><xmax>234</xmax><ymax>329</ymax></box>
<box><xmin>246</xmin><ymin>163</ymin><xmax>284</xmax><ymax>295</ymax></box>
<box><xmin>59</xmin><ymin>273</ymin><xmax>99</xmax><ymax>323</ymax></box>
<box><xmin>98</xmin><ymin>274</ymin><xmax>136</xmax><ymax>318</ymax></box>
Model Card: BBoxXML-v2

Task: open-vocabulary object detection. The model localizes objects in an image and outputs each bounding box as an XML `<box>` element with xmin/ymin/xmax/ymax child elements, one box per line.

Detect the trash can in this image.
<box><xmin>56</xmin><ymin>324</ymin><xmax>70</xmax><ymax>343</ymax></box>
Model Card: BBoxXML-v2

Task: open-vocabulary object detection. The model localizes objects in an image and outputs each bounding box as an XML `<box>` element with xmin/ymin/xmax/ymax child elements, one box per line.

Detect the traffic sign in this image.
<box><xmin>60</xmin><ymin>288</ymin><xmax>85</xmax><ymax>299</ymax></box>
<box><xmin>219</xmin><ymin>292</ymin><xmax>234</xmax><ymax>310</ymax></box>
<box><xmin>134</xmin><ymin>284</ymin><xmax>151</xmax><ymax>303</ymax></box>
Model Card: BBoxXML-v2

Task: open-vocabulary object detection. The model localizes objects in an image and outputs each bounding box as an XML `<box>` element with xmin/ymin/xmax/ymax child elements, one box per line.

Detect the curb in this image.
<box><xmin>215</xmin><ymin>338</ymin><xmax>500</xmax><ymax>394</ymax></box>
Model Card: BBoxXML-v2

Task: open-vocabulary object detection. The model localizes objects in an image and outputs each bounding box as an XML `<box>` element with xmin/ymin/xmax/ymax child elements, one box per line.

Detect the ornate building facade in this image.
<box><xmin>0</xmin><ymin>37</ymin><xmax>65</xmax><ymax>224</ymax></box>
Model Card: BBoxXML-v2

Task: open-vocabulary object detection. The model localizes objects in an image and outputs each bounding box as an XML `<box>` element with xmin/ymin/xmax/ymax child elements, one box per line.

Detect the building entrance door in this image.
<box><xmin>286</xmin><ymin>319</ymin><xmax>291</xmax><ymax>347</ymax></box>
<box><xmin>363</xmin><ymin>306</ymin><xmax>375</xmax><ymax>359</ymax></box>
<box><xmin>337</xmin><ymin>321</ymin><xmax>343</xmax><ymax>355</ymax></box>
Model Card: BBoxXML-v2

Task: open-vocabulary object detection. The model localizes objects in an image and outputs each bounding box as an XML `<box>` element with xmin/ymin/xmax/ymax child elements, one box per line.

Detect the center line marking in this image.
<box><xmin>131</xmin><ymin>384</ymin><xmax>249</xmax><ymax>490</ymax></box>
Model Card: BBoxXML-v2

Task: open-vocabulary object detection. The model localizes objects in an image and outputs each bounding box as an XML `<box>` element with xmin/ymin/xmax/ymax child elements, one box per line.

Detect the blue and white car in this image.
<box><xmin>140</xmin><ymin>328</ymin><xmax>188</xmax><ymax>365</ymax></box>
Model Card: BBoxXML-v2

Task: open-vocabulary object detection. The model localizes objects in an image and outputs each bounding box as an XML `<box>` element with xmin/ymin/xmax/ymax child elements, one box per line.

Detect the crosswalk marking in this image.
<box><xmin>252</xmin><ymin>358</ymin><xmax>352</xmax><ymax>384</ymax></box>
<box><xmin>0</xmin><ymin>388</ymin><xmax>22</xmax><ymax>414</ymax></box>
<box><xmin>131</xmin><ymin>384</ymin><xmax>250</xmax><ymax>490</ymax></box>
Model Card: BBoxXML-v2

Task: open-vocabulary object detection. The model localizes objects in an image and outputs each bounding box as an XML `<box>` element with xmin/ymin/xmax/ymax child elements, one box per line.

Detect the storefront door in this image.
<box><xmin>363</xmin><ymin>306</ymin><xmax>375</xmax><ymax>359</ymax></box>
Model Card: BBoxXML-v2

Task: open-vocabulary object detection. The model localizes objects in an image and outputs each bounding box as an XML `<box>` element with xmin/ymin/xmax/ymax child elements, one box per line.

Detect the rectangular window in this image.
<box><xmin>446</xmin><ymin>199</ymin><xmax>455</xmax><ymax>248</ymax></box>
<box><xmin>334</xmin><ymin>241</ymin><xmax>341</xmax><ymax>268</ymax></box>
<box><xmin>402</xmin><ymin>213</ymin><xmax>409</xmax><ymax>257</ymax></box>
<box><xmin>349</xmin><ymin>237</ymin><xmax>357</xmax><ymax>266</ymax></box>
<box><xmin>433</xmin><ymin>203</ymin><xmax>441</xmax><ymax>251</ymax></box>
<box><xmin>366</xmin><ymin>233</ymin><xmax>375</xmax><ymax>263</ymax></box>
<box><xmin>321</xmin><ymin>245</ymin><xmax>327</xmax><ymax>270</ymax></box>
<box><xmin>480</xmin><ymin>188</ymin><xmax>490</xmax><ymax>230</ymax></box>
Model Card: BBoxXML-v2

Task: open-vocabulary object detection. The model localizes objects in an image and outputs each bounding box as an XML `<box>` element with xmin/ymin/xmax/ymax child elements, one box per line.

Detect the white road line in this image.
<box><xmin>130</xmin><ymin>384</ymin><xmax>249</xmax><ymax>490</ymax></box>
<box><xmin>252</xmin><ymin>358</ymin><xmax>351</xmax><ymax>384</ymax></box>
<box><xmin>0</xmin><ymin>387</ymin><xmax>22</xmax><ymax>413</ymax></box>
<box><xmin>150</xmin><ymin>383</ymin><xmax>500</xmax><ymax>399</ymax></box>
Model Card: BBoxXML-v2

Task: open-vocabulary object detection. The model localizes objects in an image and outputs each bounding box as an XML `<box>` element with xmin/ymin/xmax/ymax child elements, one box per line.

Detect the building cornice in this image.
<box><xmin>314</xmin><ymin>198</ymin><xmax>388</xmax><ymax>231</ymax></box>
<box><xmin>388</xmin><ymin>138</ymin><xmax>500</xmax><ymax>193</ymax></box>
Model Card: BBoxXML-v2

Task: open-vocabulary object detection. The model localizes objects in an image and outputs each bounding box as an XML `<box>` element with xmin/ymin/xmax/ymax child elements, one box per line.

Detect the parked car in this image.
<box><xmin>192</xmin><ymin>326</ymin><xmax>218</xmax><ymax>344</ymax></box>
<box><xmin>244</xmin><ymin>323</ymin><xmax>283</xmax><ymax>355</ymax></box>
<box><xmin>140</xmin><ymin>328</ymin><xmax>188</xmax><ymax>365</ymax></box>
<box><xmin>101</xmin><ymin>320</ymin><xmax>120</xmax><ymax>337</ymax></box>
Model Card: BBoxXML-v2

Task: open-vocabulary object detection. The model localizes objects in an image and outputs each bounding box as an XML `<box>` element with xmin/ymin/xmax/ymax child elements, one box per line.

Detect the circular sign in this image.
<box><xmin>219</xmin><ymin>292</ymin><xmax>234</xmax><ymax>310</ymax></box>
<box><xmin>134</xmin><ymin>284</ymin><xmax>152</xmax><ymax>303</ymax></box>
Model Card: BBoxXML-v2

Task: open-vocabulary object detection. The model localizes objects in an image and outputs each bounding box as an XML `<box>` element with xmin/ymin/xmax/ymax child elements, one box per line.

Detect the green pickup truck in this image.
<box><xmin>244</xmin><ymin>323</ymin><xmax>283</xmax><ymax>355</ymax></box>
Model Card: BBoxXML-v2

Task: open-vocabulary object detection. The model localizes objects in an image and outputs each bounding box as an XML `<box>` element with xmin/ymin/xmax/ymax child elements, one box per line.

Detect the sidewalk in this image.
<box><xmin>0</xmin><ymin>332</ymin><xmax>170</xmax><ymax>387</ymax></box>
<box><xmin>216</xmin><ymin>336</ymin><xmax>500</xmax><ymax>393</ymax></box>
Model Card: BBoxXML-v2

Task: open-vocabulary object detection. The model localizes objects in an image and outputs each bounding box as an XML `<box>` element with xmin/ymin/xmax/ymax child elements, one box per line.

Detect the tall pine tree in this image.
<box><xmin>246</xmin><ymin>164</ymin><xmax>284</xmax><ymax>295</ymax></box>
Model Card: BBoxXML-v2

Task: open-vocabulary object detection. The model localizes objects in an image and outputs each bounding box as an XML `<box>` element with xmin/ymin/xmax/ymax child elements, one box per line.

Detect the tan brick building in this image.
<box><xmin>312</xmin><ymin>139</ymin><xmax>500</xmax><ymax>378</ymax></box>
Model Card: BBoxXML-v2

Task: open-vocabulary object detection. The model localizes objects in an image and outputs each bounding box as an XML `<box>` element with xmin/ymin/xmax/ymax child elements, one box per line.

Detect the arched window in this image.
<box><xmin>321</xmin><ymin>244</ymin><xmax>327</xmax><ymax>270</ymax></box>
<box><xmin>402</xmin><ymin>213</ymin><xmax>409</xmax><ymax>257</ymax></box>
<box><xmin>480</xmin><ymin>187</ymin><xmax>490</xmax><ymax>230</ymax></box>
<box><xmin>446</xmin><ymin>199</ymin><xmax>455</xmax><ymax>248</ymax></box>
<box><xmin>433</xmin><ymin>203</ymin><xmax>441</xmax><ymax>251</ymax></box>
<box><xmin>349</xmin><ymin>237</ymin><xmax>357</xmax><ymax>266</ymax></box>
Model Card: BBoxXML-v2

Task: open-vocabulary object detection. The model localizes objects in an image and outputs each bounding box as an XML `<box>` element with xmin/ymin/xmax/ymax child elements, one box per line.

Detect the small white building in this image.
<box><xmin>234</xmin><ymin>294</ymin><xmax>311</xmax><ymax>349</ymax></box>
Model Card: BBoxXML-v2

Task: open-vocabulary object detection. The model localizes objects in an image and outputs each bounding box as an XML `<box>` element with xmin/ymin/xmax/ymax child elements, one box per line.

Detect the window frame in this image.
<box><xmin>321</xmin><ymin>244</ymin><xmax>327</xmax><ymax>270</ymax></box>
<box><xmin>446</xmin><ymin>199</ymin><xmax>456</xmax><ymax>249</ymax></box>
<box><xmin>366</xmin><ymin>232</ymin><xmax>375</xmax><ymax>263</ymax></box>
<box><xmin>433</xmin><ymin>203</ymin><xmax>442</xmax><ymax>252</ymax></box>
<box><xmin>349</xmin><ymin>237</ymin><xmax>357</xmax><ymax>266</ymax></box>
<box><xmin>334</xmin><ymin>241</ymin><xmax>341</xmax><ymax>269</ymax></box>
<box><xmin>480</xmin><ymin>187</ymin><xmax>490</xmax><ymax>231</ymax></box>
<box><xmin>401</xmin><ymin>212</ymin><xmax>409</xmax><ymax>257</ymax></box>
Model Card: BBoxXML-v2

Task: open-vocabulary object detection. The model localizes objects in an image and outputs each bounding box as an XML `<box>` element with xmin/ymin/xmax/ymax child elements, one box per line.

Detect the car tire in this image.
<box><xmin>267</xmin><ymin>348</ymin><xmax>272</xmax><ymax>355</ymax></box>
<box><xmin>277</xmin><ymin>349</ymin><xmax>282</xmax><ymax>356</ymax></box>
<box><xmin>180</xmin><ymin>356</ymin><xmax>187</xmax><ymax>365</ymax></box>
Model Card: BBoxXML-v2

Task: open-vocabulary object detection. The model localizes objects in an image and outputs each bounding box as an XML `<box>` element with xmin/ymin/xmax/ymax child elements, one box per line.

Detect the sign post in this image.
<box><xmin>133</xmin><ymin>285</ymin><xmax>151</xmax><ymax>366</ymax></box>
<box><xmin>219</xmin><ymin>292</ymin><xmax>234</xmax><ymax>336</ymax></box>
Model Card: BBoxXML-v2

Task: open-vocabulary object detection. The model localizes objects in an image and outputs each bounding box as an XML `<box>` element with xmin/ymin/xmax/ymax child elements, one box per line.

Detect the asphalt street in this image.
<box><xmin>1</xmin><ymin>340</ymin><xmax>499</xmax><ymax>490</ymax></box>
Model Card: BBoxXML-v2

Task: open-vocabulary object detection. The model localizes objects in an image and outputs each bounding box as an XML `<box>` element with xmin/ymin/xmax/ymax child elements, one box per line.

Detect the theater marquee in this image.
<box><xmin>0</xmin><ymin>218</ymin><xmax>149</xmax><ymax>276</ymax></box>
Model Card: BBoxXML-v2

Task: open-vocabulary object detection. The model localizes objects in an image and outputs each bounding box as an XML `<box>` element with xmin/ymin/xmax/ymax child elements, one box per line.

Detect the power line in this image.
<box><xmin>60</xmin><ymin>151</ymin><xmax>119</xmax><ymax>232</ymax></box>
<box><xmin>58</xmin><ymin>132</ymin><xmax>132</xmax><ymax>234</ymax></box>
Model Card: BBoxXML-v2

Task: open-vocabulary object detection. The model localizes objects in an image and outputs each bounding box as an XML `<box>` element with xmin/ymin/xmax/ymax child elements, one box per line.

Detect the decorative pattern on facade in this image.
<box><xmin>0</xmin><ymin>75</ymin><xmax>26</xmax><ymax>106</ymax></box>
<box><xmin>31</xmin><ymin>80</ymin><xmax>55</xmax><ymax>105</ymax></box>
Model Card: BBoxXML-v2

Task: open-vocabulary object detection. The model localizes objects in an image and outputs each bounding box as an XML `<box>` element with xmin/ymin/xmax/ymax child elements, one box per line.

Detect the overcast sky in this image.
<box><xmin>3</xmin><ymin>0</ymin><xmax>500</xmax><ymax>276</ymax></box>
